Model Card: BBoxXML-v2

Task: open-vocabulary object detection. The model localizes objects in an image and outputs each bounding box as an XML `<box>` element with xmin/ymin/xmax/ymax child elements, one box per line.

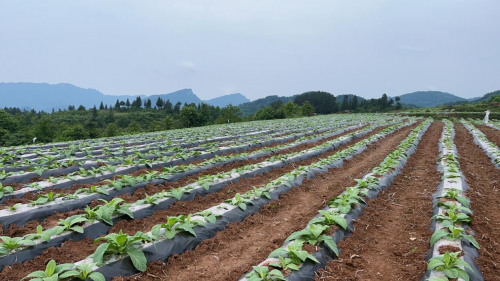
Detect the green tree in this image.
<box><xmin>156</xmin><ymin>97</ymin><xmax>164</xmax><ymax>109</ymax></box>
<box><xmin>301</xmin><ymin>101</ymin><xmax>315</xmax><ymax>116</ymax></box>
<box><xmin>180</xmin><ymin>105</ymin><xmax>200</xmax><ymax>127</ymax></box>
<box><xmin>351</xmin><ymin>96</ymin><xmax>358</xmax><ymax>111</ymax></box>
<box><xmin>162</xmin><ymin>115</ymin><xmax>174</xmax><ymax>130</ymax></box>
<box><xmin>127</xmin><ymin>121</ymin><xmax>142</xmax><ymax>134</ymax></box>
<box><xmin>216</xmin><ymin>104</ymin><xmax>242</xmax><ymax>124</ymax></box>
<box><xmin>282</xmin><ymin>101</ymin><xmax>301</xmax><ymax>118</ymax></box>
<box><xmin>105</xmin><ymin>123</ymin><xmax>119</xmax><ymax>137</ymax></box>
<box><xmin>34</xmin><ymin>115</ymin><xmax>56</xmax><ymax>142</ymax></box>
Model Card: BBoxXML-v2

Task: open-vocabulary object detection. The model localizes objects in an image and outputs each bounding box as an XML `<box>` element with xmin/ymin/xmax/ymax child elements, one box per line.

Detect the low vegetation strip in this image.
<box><xmin>422</xmin><ymin>120</ymin><xmax>482</xmax><ymax>281</ymax></box>
<box><xmin>461</xmin><ymin>119</ymin><xmax>500</xmax><ymax>170</ymax></box>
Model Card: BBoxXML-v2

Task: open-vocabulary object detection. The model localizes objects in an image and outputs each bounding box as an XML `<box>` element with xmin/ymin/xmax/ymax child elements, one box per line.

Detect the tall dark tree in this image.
<box><xmin>173</xmin><ymin>102</ymin><xmax>182</xmax><ymax>114</ymax></box>
<box><xmin>156</xmin><ymin>97</ymin><xmax>164</xmax><ymax>109</ymax></box>
<box><xmin>341</xmin><ymin>95</ymin><xmax>349</xmax><ymax>111</ymax></box>
<box><xmin>99</xmin><ymin>102</ymin><xmax>105</xmax><ymax>110</ymax></box>
<box><xmin>164</xmin><ymin>100</ymin><xmax>173</xmax><ymax>113</ymax></box>
<box><xmin>115</xmin><ymin>99</ymin><xmax>120</xmax><ymax>109</ymax></box>
<box><xmin>351</xmin><ymin>95</ymin><xmax>358</xmax><ymax>110</ymax></box>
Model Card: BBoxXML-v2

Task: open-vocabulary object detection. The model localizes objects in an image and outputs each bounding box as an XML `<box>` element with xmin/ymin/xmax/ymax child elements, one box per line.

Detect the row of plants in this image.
<box><xmin>0</xmin><ymin>115</ymin><xmax>341</xmax><ymax>157</ymax></box>
<box><xmin>461</xmin><ymin>119</ymin><xmax>500</xmax><ymax>169</ymax></box>
<box><xmin>0</xmin><ymin>118</ymin><xmax>382</xmax><ymax>202</ymax></box>
<box><xmin>0</xmin><ymin>123</ymin><xmax>316</xmax><ymax>179</ymax></box>
<box><xmin>15</xmin><ymin>117</ymin><xmax>416</xmax><ymax>279</ymax></box>
<box><xmin>0</xmin><ymin>119</ymin><xmax>395</xmax><ymax>261</ymax></box>
<box><xmin>423</xmin><ymin>120</ymin><xmax>480</xmax><ymax>281</ymax></box>
<box><xmin>241</xmin><ymin>118</ymin><xmax>432</xmax><ymax>280</ymax></box>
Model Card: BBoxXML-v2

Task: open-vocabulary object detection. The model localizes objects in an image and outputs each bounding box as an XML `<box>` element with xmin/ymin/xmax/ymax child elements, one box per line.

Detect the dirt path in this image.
<box><xmin>315</xmin><ymin>121</ymin><xmax>442</xmax><ymax>281</ymax></box>
<box><xmin>111</xmin><ymin>123</ymin><xmax>419</xmax><ymax>281</ymax></box>
<box><xmin>455</xmin><ymin>123</ymin><xmax>500</xmax><ymax>281</ymax></box>
<box><xmin>477</xmin><ymin>124</ymin><xmax>500</xmax><ymax>148</ymax></box>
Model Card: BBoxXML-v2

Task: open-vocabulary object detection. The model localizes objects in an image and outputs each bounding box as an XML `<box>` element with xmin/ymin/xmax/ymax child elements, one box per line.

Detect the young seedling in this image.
<box><xmin>269</xmin><ymin>256</ymin><xmax>300</xmax><ymax>271</ymax></box>
<box><xmin>21</xmin><ymin>259</ymin><xmax>74</xmax><ymax>281</ymax></box>
<box><xmin>93</xmin><ymin>230</ymin><xmax>152</xmax><ymax>272</ymax></box>
<box><xmin>430</xmin><ymin>225</ymin><xmax>480</xmax><ymax>249</ymax></box>
<box><xmin>426</xmin><ymin>251</ymin><xmax>474</xmax><ymax>281</ymax></box>
<box><xmin>245</xmin><ymin>266</ymin><xmax>285</xmax><ymax>281</ymax></box>
<box><xmin>58</xmin><ymin>262</ymin><xmax>105</xmax><ymax>281</ymax></box>
<box><xmin>0</xmin><ymin>183</ymin><xmax>14</xmax><ymax>199</ymax></box>
<box><xmin>269</xmin><ymin>240</ymin><xmax>319</xmax><ymax>265</ymax></box>
<box><xmin>24</xmin><ymin>225</ymin><xmax>52</xmax><ymax>242</ymax></box>
<box><xmin>286</xmin><ymin>223</ymin><xmax>339</xmax><ymax>256</ymax></box>
<box><xmin>0</xmin><ymin>236</ymin><xmax>36</xmax><ymax>256</ymax></box>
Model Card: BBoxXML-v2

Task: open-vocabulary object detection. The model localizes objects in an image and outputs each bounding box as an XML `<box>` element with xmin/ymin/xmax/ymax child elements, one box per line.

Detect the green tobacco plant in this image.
<box><xmin>195</xmin><ymin>210</ymin><xmax>219</xmax><ymax>224</ymax></box>
<box><xmin>438</xmin><ymin>202</ymin><xmax>471</xmax><ymax>214</ymax></box>
<box><xmin>24</xmin><ymin>225</ymin><xmax>52</xmax><ymax>242</ymax></box>
<box><xmin>0</xmin><ymin>183</ymin><xmax>14</xmax><ymax>199</ymax></box>
<box><xmin>21</xmin><ymin>259</ymin><xmax>74</xmax><ymax>281</ymax></box>
<box><xmin>286</xmin><ymin>224</ymin><xmax>339</xmax><ymax>256</ymax></box>
<box><xmin>269</xmin><ymin>256</ymin><xmax>299</xmax><ymax>271</ymax></box>
<box><xmin>93</xmin><ymin>230</ymin><xmax>152</xmax><ymax>272</ymax></box>
<box><xmin>430</xmin><ymin>225</ymin><xmax>480</xmax><ymax>249</ymax></box>
<box><xmin>52</xmin><ymin>215</ymin><xmax>89</xmax><ymax>235</ymax></box>
<box><xmin>0</xmin><ymin>236</ymin><xmax>36</xmax><ymax>255</ymax></box>
<box><xmin>225</xmin><ymin>192</ymin><xmax>253</xmax><ymax>210</ymax></box>
<box><xmin>432</xmin><ymin>209</ymin><xmax>471</xmax><ymax>228</ymax></box>
<box><xmin>58</xmin><ymin>262</ymin><xmax>105</xmax><ymax>281</ymax></box>
<box><xmin>309</xmin><ymin>210</ymin><xmax>347</xmax><ymax>230</ymax></box>
<box><xmin>269</xmin><ymin>240</ymin><xmax>319</xmax><ymax>265</ymax></box>
<box><xmin>31</xmin><ymin>192</ymin><xmax>63</xmax><ymax>206</ymax></box>
<box><xmin>84</xmin><ymin>198</ymin><xmax>133</xmax><ymax>225</ymax></box>
<box><xmin>151</xmin><ymin>214</ymin><xmax>205</xmax><ymax>239</ymax></box>
<box><xmin>245</xmin><ymin>266</ymin><xmax>285</xmax><ymax>281</ymax></box>
<box><xmin>426</xmin><ymin>251</ymin><xmax>474</xmax><ymax>281</ymax></box>
<box><xmin>438</xmin><ymin>188</ymin><xmax>469</xmax><ymax>208</ymax></box>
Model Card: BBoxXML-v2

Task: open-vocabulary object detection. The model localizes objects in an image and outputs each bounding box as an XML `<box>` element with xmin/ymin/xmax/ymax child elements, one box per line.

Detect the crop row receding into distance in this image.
<box><xmin>3</xmin><ymin>114</ymin><xmax>499</xmax><ymax>281</ymax></box>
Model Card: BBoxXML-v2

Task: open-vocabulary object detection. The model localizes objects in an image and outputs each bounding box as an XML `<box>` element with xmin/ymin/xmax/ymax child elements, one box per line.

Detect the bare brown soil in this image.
<box><xmin>455</xmin><ymin>123</ymin><xmax>500</xmax><ymax>281</ymax></box>
<box><xmin>477</xmin><ymin>124</ymin><xmax>500</xmax><ymax>148</ymax></box>
<box><xmin>110</xmin><ymin>123</ymin><xmax>418</xmax><ymax>281</ymax></box>
<box><xmin>109</xmin><ymin>125</ymin><xmax>392</xmax><ymax>235</ymax></box>
<box><xmin>315</xmin><ymin>121</ymin><xmax>442</xmax><ymax>281</ymax></box>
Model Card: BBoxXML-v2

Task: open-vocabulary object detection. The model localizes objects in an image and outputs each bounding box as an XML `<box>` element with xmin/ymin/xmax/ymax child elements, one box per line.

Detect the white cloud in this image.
<box><xmin>179</xmin><ymin>59</ymin><xmax>196</xmax><ymax>71</ymax></box>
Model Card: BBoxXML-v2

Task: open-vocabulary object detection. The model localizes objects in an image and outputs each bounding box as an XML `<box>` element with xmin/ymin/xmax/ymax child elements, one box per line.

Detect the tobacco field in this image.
<box><xmin>0</xmin><ymin>114</ymin><xmax>499</xmax><ymax>281</ymax></box>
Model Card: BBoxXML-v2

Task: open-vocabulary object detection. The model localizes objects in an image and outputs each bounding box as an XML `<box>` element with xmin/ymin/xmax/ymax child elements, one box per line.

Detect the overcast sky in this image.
<box><xmin>0</xmin><ymin>1</ymin><xmax>499</xmax><ymax>100</ymax></box>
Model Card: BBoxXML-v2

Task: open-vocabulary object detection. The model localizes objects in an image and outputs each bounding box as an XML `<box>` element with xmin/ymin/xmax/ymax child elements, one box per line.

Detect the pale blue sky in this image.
<box><xmin>0</xmin><ymin>1</ymin><xmax>499</xmax><ymax>100</ymax></box>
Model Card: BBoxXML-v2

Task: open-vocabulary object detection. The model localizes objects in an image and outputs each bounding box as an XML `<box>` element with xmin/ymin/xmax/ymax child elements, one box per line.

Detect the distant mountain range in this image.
<box><xmin>394</xmin><ymin>91</ymin><xmax>467</xmax><ymax>108</ymax></box>
<box><xmin>1</xmin><ymin>82</ymin><xmax>493</xmax><ymax>112</ymax></box>
<box><xmin>0</xmin><ymin>83</ymin><xmax>250</xmax><ymax>111</ymax></box>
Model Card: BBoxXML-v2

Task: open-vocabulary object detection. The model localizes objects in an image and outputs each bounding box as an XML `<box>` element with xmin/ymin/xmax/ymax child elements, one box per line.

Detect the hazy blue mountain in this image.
<box><xmin>395</xmin><ymin>91</ymin><xmax>466</xmax><ymax>107</ymax></box>
<box><xmin>205</xmin><ymin>93</ymin><xmax>250</xmax><ymax>107</ymax></box>
<box><xmin>0</xmin><ymin>82</ymin><xmax>139</xmax><ymax>111</ymax></box>
<box><xmin>0</xmin><ymin>83</ymin><xmax>251</xmax><ymax>111</ymax></box>
<box><xmin>148</xmin><ymin>89</ymin><xmax>201</xmax><ymax>106</ymax></box>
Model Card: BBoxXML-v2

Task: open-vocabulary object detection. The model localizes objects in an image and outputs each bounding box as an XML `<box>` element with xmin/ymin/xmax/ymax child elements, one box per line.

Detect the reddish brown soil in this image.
<box><xmin>314</xmin><ymin>121</ymin><xmax>442</xmax><ymax>280</ymax></box>
<box><xmin>1</xmin><ymin>125</ymin><xmax>362</xmax><ymax>208</ymax></box>
<box><xmin>1</xmin><ymin>125</ymin><xmax>372</xmax><ymax>235</ymax></box>
<box><xmin>477</xmin><ymin>124</ymin><xmax>500</xmax><ymax>148</ymax></box>
<box><xmin>0</xmin><ymin>238</ymin><xmax>97</xmax><ymax>281</ymax></box>
<box><xmin>0</xmin><ymin>123</ymin><xmax>405</xmax><ymax>280</ymax></box>
<box><xmin>455</xmin><ymin>123</ymin><xmax>500</xmax><ymax>281</ymax></box>
<box><xmin>108</xmin><ymin>125</ymin><xmax>392</xmax><ymax>235</ymax></box>
<box><xmin>110</xmin><ymin>123</ymin><xmax>419</xmax><ymax>281</ymax></box>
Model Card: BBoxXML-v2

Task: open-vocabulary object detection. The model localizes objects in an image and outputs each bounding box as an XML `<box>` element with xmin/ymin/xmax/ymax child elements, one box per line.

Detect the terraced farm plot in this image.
<box><xmin>1</xmin><ymin>115</ymin><xmax>499</xmax><ymax>281</ymax></box>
